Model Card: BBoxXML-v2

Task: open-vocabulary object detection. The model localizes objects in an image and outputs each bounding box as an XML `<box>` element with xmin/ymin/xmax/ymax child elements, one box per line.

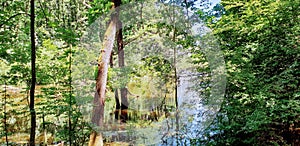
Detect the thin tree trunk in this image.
<box><xmin>115</xmin><ymin>0</ymin><xmax>128</xmax><ymax>123</ymax></box>
<box><xmin>88</xmin><ymin>15</ymin><xmax>117</xmax><ymax>146</ymax></box>
<box><xmin>171</xmin><ymin>3</ymin><xmax>179</xmax><ymax>144</ymax></box>
<box><xmin>4</xmin><ymin>80</ymin><xmax>8</xmax><ymax>145</ymax></box>
<box><xmin>29</xmin><ymin>0</ymin><xmax>36</xmax><ymax>145</ymax></box>
<box><xmin>68</xmin><ymin>44</ymin><xmax>73</xmax><ymax>146</ymax></box>
<box><xmin>109</xmin><ymin>51</ymin><xmax>121</xmax><ymax>121</ymax></box>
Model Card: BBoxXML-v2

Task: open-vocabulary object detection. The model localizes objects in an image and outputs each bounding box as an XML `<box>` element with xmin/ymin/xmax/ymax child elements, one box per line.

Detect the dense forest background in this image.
<box><xmin>0</xmin><ymin>0</ymin><xmax>299</xmax><ymax>145</ymax></box>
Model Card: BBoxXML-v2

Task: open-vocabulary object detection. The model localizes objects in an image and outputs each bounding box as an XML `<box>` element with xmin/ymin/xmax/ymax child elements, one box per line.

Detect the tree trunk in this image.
<box><xmin>68</xmin><ymin>44</ymin><xmax>73</xmax><ymax>146</ymax></box>
<box><xmin>4</xmin><ymin>80</ymin><xmax>8</xmax><ymax>145</ymax></box>
<box><xmin>109</xmin><ymin>51</ymin><xmax>121</xmax><ymax>121</ymax></box>
<box><xmin>88</xmin><ymin>132</ymin><xmax>103</xmax><ymax>146</ymax></box>
<box><xmin>171</xmin><ymin>6</ymin><xmax>179</xmax><ymax>144</ymax></box>
<box><xmin>115</xmin><ymin>0</ymin><xmax>128</xmax><ymax>123</ymax></box>
<box><xmin>29</xmin><ymin>0</ymin><xmax>36</xmax><ymax>145</ymax></box>
<box><xmin>88</xmin><ymin>15</ymin><xmax>117</xmax><ymax>146</ymax></box>
<box><xmin>114</xmin><ymin>90</ymin><xmax>120</xmax><ymax>120</ymax></box>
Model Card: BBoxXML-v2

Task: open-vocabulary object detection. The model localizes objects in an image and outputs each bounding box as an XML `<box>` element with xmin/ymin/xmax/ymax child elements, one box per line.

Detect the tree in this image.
<box><xmin>88</xmin><ymin>9</ymin><xmax>117</xmax><ymax>146</ymax></box>
<box><xmin>1</xmin><ymin>0</ymin><xmax>90</xmax><ymax>144</ymax></box>
<box><xmin>29</xmin><ymin>0</ymin><xmax>37</xmax><ymax>145</ymax></box>
<box><xmin>115</xmin><ymin>0</ymin><xmax>130</xmax><ymax>123</ymax></box>
<box><xmin>204</xmin><ymin>0</ymin><xmax>300</xmax><ymax>145</ymax></box>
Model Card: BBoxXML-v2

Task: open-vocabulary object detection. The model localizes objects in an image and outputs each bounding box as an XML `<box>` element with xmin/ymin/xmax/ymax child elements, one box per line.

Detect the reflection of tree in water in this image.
<box><xmin>97</xmin><ymin>49</ymin><xmax>212</xmax><ymax>145</ymax></box>
<box><xmin>99</xmin><ymin>55</ymin><xmax>178</xmax><ymax>144</ymax></box>
<box><xmin>75</xmin><ymin>1</ymin><xmax>225</xmax><ymax>145</ymax></box>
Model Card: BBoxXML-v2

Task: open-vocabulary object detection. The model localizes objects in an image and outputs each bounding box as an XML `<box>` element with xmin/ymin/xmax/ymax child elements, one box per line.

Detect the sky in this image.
<box><xmin>195</xmin><ymin>0</ymin><xmax>221</xmax><ymax>10</ymax></box>
<box><xmin>211</xmin><ymin>0</ymin><xmax>221</xmax><ymax>6</ymax></box>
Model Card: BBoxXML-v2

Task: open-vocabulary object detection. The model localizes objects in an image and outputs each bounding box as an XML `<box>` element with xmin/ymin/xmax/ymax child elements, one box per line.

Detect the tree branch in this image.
<box><xmin>83</xmin><ymin>0</ymin><xmax>92</xmax><ymax>9</ymax></box>
<box><xmin>0</xmin><ymin>12</ymin><xmax>30</xmax><ymax>28</ymax></box>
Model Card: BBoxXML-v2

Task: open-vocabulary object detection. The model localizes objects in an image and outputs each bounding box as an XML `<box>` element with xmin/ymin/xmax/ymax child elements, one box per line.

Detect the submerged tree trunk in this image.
<box><xmin>29</xmin><ymin>0</ymin><xmax>36</xmax><ymax>145</ymax></box>
<box><xmin>114</xmin><ymin>90</ymin><xmax>121</xmax><ymax>120</ymax></box>
<box><xmin>88</xmin><ymin>16</ymin><xmax>117</xmax><ymax>146</ymax></box>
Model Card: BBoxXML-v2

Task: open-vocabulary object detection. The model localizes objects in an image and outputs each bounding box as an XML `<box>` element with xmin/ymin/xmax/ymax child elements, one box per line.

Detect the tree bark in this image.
<box><xmin>115</xmin><ymin>0</ymin><xmax>128</xmax><ymax>123</ymax></box>
<box><xmin>88</xmin><ymin>14</ymin><xmax>117</xmax><ymax>146</ymax></box>
<box><xmin>88</xmin><ymin>132</ymin><xmax>103</xmax><ymax>146</ymax></box>
<box><xmin>109</xmin><ymin>51</ymin><xmax>121</xmax><ymax>121</ymax></box>
<box><xmin>29</xmin><ymin>0</ymin><xmax>36</xmax><ymax>145</ymax></box>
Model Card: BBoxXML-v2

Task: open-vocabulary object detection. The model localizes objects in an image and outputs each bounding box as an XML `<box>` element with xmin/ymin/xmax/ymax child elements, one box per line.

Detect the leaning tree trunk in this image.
<box><xmin>29</xmin><ymin>0</ymin><xmax>37</xmax><ymax>145</ymax></box>
<box><xmin>88</xmin><ymin>14</ymin><xmax>117</xmax><ymax>146</ymax></box>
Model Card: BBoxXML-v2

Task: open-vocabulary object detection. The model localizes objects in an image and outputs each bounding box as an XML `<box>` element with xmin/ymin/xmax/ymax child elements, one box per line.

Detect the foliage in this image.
<box><xmin>202</xmin><ymin>0</ymin><xmax>300</xmax><ymax>145</ymax></box>
<box><xmin>2</xmin><ymin>0</ymin><xmax>299</xmax><ymax>145</ymax></box>
<box><xmin>0</xmin><ymin>0</ymin><xmax>91</xmax><ymax>144</ymax></box>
